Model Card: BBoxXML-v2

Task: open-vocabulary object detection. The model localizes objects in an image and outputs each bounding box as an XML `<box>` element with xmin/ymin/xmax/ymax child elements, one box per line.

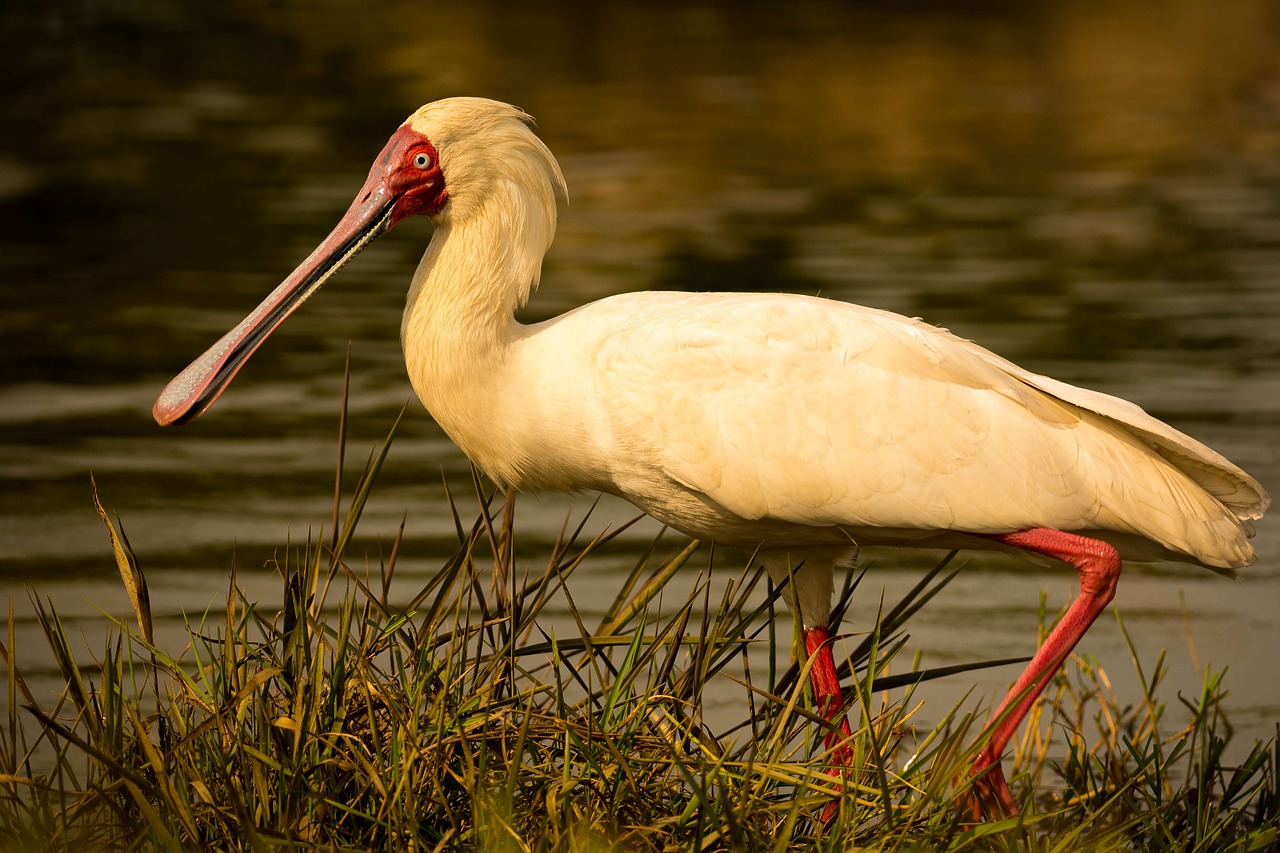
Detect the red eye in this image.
<box><xmin>413</xmin><ymin>152</ymin><xmax>433</xmax><ymax>170</ymax></box>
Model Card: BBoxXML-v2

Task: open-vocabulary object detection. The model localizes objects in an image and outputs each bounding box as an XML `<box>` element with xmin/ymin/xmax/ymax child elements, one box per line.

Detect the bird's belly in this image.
<box><xmin>608</xmin><ymin>477</ymin><xmax>985</xmax><ymax>555</ymax></box>
<box><xmin>610</xmin><ymin>480</ymin><xmax>1206</xmax><ymax>568</ymax></box>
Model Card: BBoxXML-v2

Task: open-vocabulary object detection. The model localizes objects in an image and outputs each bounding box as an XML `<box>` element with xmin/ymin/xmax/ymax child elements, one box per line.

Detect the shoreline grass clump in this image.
<box><xmin>0</xmin><ymin>407</ymin><xmax>1277</xmax><ymax>851</ymax></box>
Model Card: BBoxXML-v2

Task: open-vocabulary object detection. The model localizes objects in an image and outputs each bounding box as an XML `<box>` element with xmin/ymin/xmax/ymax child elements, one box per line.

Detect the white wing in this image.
<box><xmin>557</xmin><ymin>292</ymin><xmax>1264</xmax><ymax>569</ymax></box>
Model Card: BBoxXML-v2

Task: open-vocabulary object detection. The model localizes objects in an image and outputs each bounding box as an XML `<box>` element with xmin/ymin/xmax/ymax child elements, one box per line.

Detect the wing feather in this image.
<box><xmin>571</xmin><ymin>291</ymin><xmax>1264</xmax><ymax>569</ymax></box>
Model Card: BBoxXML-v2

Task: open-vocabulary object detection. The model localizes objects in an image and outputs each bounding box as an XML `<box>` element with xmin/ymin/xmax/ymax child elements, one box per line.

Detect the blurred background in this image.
<box><xmin>2</xmin><ymin>0</ymin><xmax>1278</xmax><ymax>763</ymax></box>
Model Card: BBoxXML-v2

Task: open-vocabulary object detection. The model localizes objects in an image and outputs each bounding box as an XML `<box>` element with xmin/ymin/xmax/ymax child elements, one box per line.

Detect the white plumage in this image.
<box><xmin>155</xmin><ymin>97</ymin><xmax>1268</xmax><ymax>819</ymax></box>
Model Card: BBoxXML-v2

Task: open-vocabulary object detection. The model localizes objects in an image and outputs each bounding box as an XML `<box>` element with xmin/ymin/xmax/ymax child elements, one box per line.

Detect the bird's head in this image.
<box><xmin>401</xmin><ymin>97</ymin><xmax>567</xmax><ymax>225</ymax></box>
<box><xmin>152</xmin><ymin>97</ymin><xmax>565</xmax><ymax>426</ymax></box>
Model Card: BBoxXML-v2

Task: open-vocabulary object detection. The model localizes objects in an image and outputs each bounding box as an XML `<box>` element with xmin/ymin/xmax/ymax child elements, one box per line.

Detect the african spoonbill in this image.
<box><xmin>154</xmin><ymin>98</ymin><xmax>1268</xmax><ymax>818</ymax></box>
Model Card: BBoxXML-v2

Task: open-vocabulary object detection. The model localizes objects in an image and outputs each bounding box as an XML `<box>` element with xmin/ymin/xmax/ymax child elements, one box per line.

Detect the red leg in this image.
<box><xmin>967</xmin><ymin>528</ymin><xmax>1122</xmax><ymax>818</ymax></box>
<box><xmin>804</xmin><ymin>626</ymin><xmax>855</xmax><ymax>761</ymax></box>
<box><xmin>803</xmin><ymin>625</ymin><xmax>854</xmax><ymax>821</ymax></box>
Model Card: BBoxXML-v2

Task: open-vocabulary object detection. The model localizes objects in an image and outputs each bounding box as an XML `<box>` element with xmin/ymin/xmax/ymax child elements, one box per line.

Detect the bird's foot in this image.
<box><xmin>820</xmin><ymin>789</ymin><xmax>841</xmax><ymax>824</ymax></box>
<box><xmin>818</xmin><ymin>717</ymin><xmax>856</xmax><ymax>824</ymax></box>
<box><xmin>962</xmin><ymin>754</ymin><xmax>1018</xmax><ymax>821</ymax></box>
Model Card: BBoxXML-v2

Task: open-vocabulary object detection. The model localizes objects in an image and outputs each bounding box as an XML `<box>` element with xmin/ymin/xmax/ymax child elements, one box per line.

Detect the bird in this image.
<box><xmin>153</xmin><ymin>97</ymin><xmax>1269</xmax><ymax>819</ymax></box>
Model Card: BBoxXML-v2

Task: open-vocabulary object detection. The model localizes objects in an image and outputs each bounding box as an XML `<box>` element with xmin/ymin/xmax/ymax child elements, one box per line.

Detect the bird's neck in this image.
<box><xmin>399</xmin><ymin>182</ymin><xmax>556</xmax><ymax>483</ymax></box>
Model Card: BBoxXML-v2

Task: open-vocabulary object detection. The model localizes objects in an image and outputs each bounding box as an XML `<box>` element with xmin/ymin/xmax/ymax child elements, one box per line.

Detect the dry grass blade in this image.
<box><xmin>90</xmin><ymin>473</ymin><xmax>153</xmax><ymax>647</ymax></box>
<box><xmin>329</xmin><ymin>401</ymin><xmax>408</xmax><ymax>574</ymax></box>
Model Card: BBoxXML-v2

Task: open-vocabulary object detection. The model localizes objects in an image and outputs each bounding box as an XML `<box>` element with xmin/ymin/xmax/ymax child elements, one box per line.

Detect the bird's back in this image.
<box><xmin>518</xmin><ymin>291</ymin><xmax>1267</xmax><ymax>570</ymax></box>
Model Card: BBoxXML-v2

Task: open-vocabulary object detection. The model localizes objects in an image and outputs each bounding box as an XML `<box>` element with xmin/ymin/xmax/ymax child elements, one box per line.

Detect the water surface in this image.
<box><xmin>2</xmin><ymin>0</ymin><xmax>1278</xmax><ymax>756</ymax></box>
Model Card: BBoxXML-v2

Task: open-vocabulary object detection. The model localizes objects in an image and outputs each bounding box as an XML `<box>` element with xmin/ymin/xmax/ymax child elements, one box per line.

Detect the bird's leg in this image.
<box><xmin>967</xmin><ymin>528</ymin><xmax>1121</xmax><ymax>818</ymax></box>
<box><xmin>803</xmin><ymin>625</ymin><xmax>854</xmax><ymax>821</ymax></box>
<box><xmin>804</xmin><ymin>626</ymin><xmax>855</xmax><ymax>762</ymax></box>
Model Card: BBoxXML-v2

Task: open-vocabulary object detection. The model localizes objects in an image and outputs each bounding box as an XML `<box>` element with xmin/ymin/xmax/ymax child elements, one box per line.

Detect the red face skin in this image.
<box><xmin>377</xmin><ymin>126</ymin><xmax>449</xmax><ymax>224</ymax></box>
<box><xmin>153</xmin><ymin>125</ymin><xmax>448</xmax><ymax>426</ymax></box>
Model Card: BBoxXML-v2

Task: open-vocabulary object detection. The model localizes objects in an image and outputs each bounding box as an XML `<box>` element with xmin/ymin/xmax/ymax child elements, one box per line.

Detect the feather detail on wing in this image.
<box><xmin>583</xmin><ymin>291</ymin><xmax>1266</xmax><ymax>571</ymax></box>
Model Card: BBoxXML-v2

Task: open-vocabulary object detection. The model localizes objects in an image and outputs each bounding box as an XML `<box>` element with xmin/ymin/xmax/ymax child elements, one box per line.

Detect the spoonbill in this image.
<box><xmin>154</xmin><ymin>98</ymin><xmax>1268</xmax><ymax>818</ymax></box>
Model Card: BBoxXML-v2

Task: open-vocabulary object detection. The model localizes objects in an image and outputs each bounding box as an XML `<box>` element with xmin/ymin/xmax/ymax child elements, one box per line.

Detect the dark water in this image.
<box><xmin>3</xmin><ymin>0</ymin><xmax>1279</xmax><ymax>754</ymax></box>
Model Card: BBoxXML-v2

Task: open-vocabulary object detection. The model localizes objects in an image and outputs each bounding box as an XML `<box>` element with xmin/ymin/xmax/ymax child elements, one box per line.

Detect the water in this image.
<box><xmin>2</xmin><ymin>0</ymin><xmax>1278</xmax><ymax>760</ymax></box>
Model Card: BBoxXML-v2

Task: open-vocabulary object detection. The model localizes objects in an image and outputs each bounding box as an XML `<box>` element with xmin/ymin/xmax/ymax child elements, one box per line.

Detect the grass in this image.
<box><xmin>0</xmin><ymin>400</ymin><xmax>1277</xmax><ymax>851</ymax></box>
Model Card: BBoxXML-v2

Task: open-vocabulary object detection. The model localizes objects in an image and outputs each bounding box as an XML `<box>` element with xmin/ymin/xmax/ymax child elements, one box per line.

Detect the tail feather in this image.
<box><xmin>1078</xmin><ymin>410</ymin><xmax>1260</xmax><ymax>571</ymax></box>
<box><xmin>958</xmin><ymin>335</ymin><xmax>1269</xmax><ymax>526</ymax></box>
